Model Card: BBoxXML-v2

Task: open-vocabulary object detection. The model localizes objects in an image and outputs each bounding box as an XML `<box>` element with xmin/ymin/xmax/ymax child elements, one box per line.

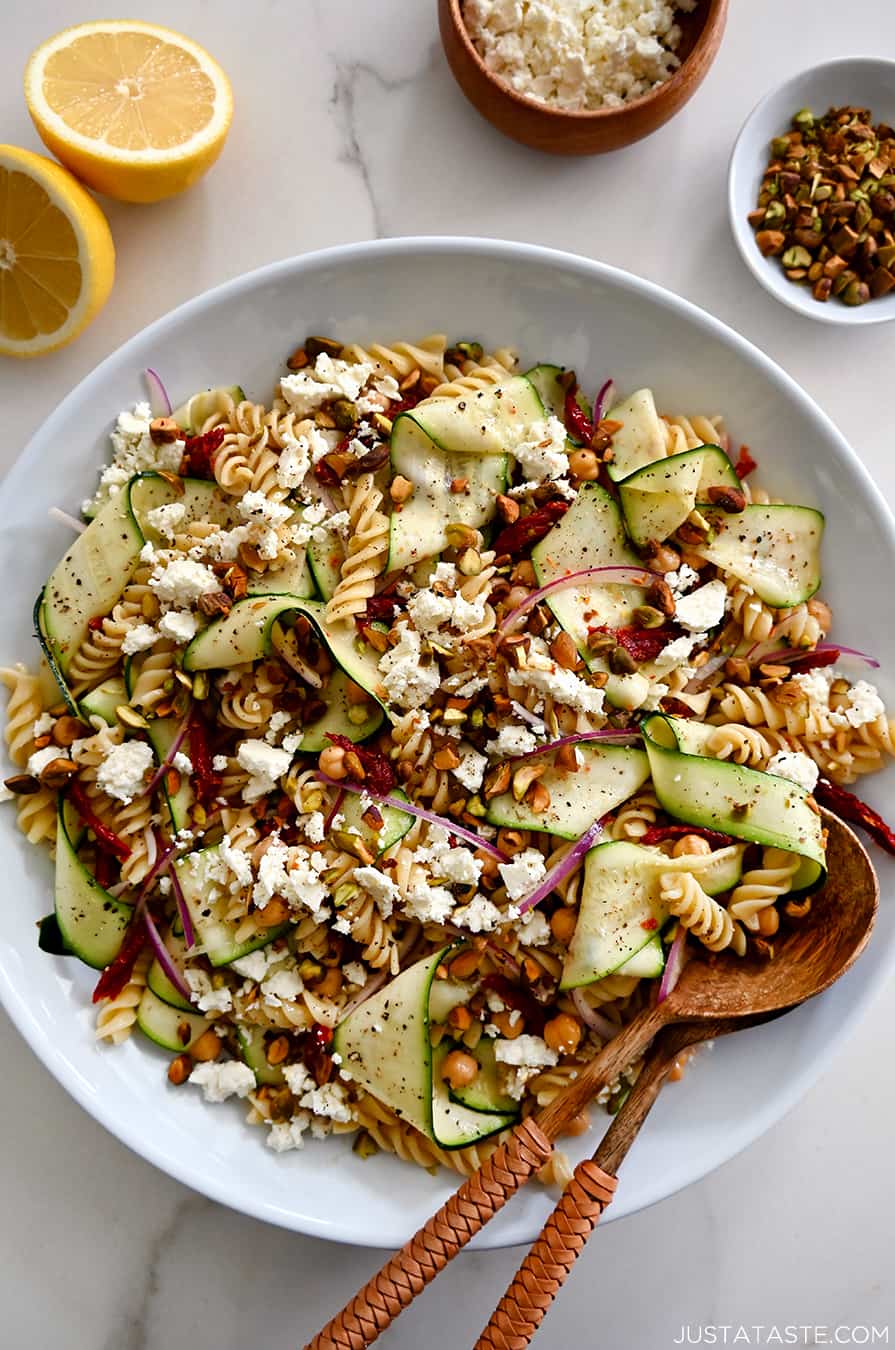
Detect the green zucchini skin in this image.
<box><xmin>54</xmin><ymin>800</ymin><xmax>132</xmax><ymax>969</ymax></box>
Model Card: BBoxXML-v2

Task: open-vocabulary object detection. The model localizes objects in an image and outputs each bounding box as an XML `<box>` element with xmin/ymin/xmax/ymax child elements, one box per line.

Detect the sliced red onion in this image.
<box><xmin>509</xmin><ymin>729</ymin><xmax>641</xmax><ymax>764</ymax></box>
<box><xmin>145</xmin><ymin>367</ymin><xmax>172</xmax><ymax>416</ymax></box>
<box><xmin>315</xmin><ymin>774</ymin><xmax>508</xmax><ymax>861</ymax></box>
<box><xmin>513</xmin><ymin>817</ymin><xmax>604</xmax><ymax>916</ymax></box>
<box><xmin>48</xmin><ymin>506</ymin><xmax>87</xmax><ymax>534</ymax></box>
<box><xmin>169</xmin><ymin>864</ymin><xmax>195</xmax><ymax>949</ymax></box>
<box><xmin>323</xmin><ymin>786</ymin><xmax>346</xmax><ymax>833</ymax></box>
<box><xmin>499</xmin><ymin>565</ymin><xmax>655</xmax><ymax>638</ymax></box>
<box><xmin>683</xmin><ymin>648</ymin><xmax>734</xmax><ymax>692</ymax></box>
<box><xmin>145</xmin><ymin>707</ymin><xmax>193</xmax><ymax>796</ymax></box>
<box><xmin>570</xmin><ymin>988</ymin><xmax>619</xmax><ymax>1041</ymax></box>
<box><xmin>510</xmin><ymin>701</ymin><xmax>547</xmax><ymax>732</ymax></box>
<box><xmin>593</xmin><ymin>378</ymin><xmax>614</xmax><ymax>425</ymax></box>
<box><xmin>770</xmin><ymin>641</ymin><xmax>879</xmax><ymax>669</ymax></box>
<box><xmin>144</xmin><ymin>908</ymin><xmax>192</xmax><ymax>1001</ymax></box>
<box><xmin>658</xmin><ymin>923</ymin><xmax>688</xmax><ymax>1003</ymax></box>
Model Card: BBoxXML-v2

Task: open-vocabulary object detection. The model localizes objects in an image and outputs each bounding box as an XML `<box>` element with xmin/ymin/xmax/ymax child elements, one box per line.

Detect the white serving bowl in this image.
<box><xmin>728</xmin><ymin>57</ymin><xmax>895</xmax><ymax>325</ymax></box>
<box><xmin>1</xmin><ymin>238</ymin><xmax>893</xmax><ymax>1248</ymax></box>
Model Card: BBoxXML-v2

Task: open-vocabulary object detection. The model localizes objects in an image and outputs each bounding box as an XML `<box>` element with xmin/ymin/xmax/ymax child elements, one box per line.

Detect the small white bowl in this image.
<box><xmin>728</xmin><ymin>57</ymin><xmax>895</xmax><ymax>325</ymax></box>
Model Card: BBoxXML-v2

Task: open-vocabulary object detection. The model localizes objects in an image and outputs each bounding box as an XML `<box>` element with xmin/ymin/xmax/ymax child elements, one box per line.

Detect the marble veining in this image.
<box><xmin>1</xmin><ymin>1</ymin><xmax>894</xmax><ymax>1346</ymax></box>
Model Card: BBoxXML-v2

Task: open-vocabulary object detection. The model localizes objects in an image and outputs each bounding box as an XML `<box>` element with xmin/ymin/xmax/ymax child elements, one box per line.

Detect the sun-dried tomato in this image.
<box><xmin>301</xmin><ymin>1022</ymin><xmax>336</xmax><ymax>1085</ymax></box>
<box><xmin>639</xmin><ymin>824</ymin><xmax>736</xmax><ymax>849</ymax></box>
<box><xmin>480</xmin><ymin>973</ymin><xmax>546</xmax><ymax>1035</ymax></box>
<box><xmin>640</xmin><ymin>917</ymin><xmax>659</xmax><ymax>931</ymax></box>
<box><xmin>326</xmin><ymin>734</ymin><xmax>395</xmax><ymax>795</ymax></box>
<box><xmin>814</xmin><ymin>778</ymin><xmax>895</xmax><ymax>856</ymax></box>
<box><xmin>734</xmin><ymin>444</ymin><xmax>758</xmax><ymax>479</ymax></box>
<box><xmin>358</xmin><ymin>594</ymin><xmax>397</xmax><ymax>626</ymax></box>
<box><xmin>563</xmin><ymin>387</ymin><xmax>595</xmax><ymax>445</ymax></box>
<box><xmin>92</xmin><ymin>917</ymin><xmax>147</xmax><ymax>1003</ymax></box>
<box><xmin>188</xmin><ymin>712</ymin><xmax>221</xmax><ymax>806</ymax></box>
<box><xmin>93</xmin><ymin>849</ymin><xmax>118</xmax><ymax>890</ymax></box>
<box><xmin>780</xmin><ymin>648</ymin><xmax>840</xmax><ymax>674</ymax></box>
<box><xmin>180</xmin><ymin>425</ymin><xmax>225</xmax><ymax>479</ymax></box>
<box><xmin>491</xmin><ymin>500</ymin><xmax>570</xmax><ymax>557</ymax></box>
<box><xmin>658</xmin><ymin>696</ymin><xmax>698</xmax><ymax>718</ymax></box>
<box><xmin>69</xmin><ymin>781</ymin><xmax>131</xmax><ymax>860</ymax></box>
<box><xmin>588</xmin><ymin>625</ymin><xmax>678</xmax><ymax>664</ymax></box>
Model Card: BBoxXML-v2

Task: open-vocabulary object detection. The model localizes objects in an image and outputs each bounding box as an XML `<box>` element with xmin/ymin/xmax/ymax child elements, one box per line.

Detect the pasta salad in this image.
<box><xmin>2</xmin><ymin>332</ymin><xmax>892</xmax><ymax>1184</ymax></box>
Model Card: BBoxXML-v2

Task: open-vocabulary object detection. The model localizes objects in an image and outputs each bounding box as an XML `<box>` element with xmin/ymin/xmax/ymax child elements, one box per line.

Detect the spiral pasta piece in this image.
<box><xmin>341</xmin><ymin>333</ymin><xmax>447</xmax><ymax>382</ymax></box>
<box><xmin>95</xmin><ymin>947</ymin><xmax>151</xmax><ymax>1044</ymax></box>
<box><xmin>705</xmin><ymin>723</ymin><xmax>778</xmax><ymax>767</ymax></box>
<box><xmin>129</xmin><ymin>642</ymin><xmax>177</xmax><ymax>715</ymax></box>
<box><xmin>1</xmin><ymin>665</ymin><xmax>45</xmax><ymax>767</ymax></box>
<box><xmin>727</xmin><ymin>848</ymin><xmax>800</xmax><ymax>931</ymax></box>
<box><xmin>710</xmin><ymin>684</ymin><xmax>834</xmax><ymax>741</ymax></box>
<box><xmin>609</xmin><ymin>791</ymin><xmax>660</xmax><ymax>842</ymax></box>
<box><xmin>727</xmin><ymin>581</ymin><xmax>775</xmax><ymax>644</ymax></box>
<box><xmin>660</xmin><ymin>872</ymin><xmax>746</xmax><ymax>956</ymax></box>
<box><xmin>324</xmin><ymin>473</ymin><xmax>389</xmax><ymax>627</ymax></box>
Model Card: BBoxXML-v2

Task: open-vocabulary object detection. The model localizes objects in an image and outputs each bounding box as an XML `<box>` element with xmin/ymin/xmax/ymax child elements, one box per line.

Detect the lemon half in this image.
<box><xmin>0</xmin><ymin>145</ymin><xmax>115</xmax><ymax>358</ymax></box>
<box><xmin>25</xmin><ymin>20</ymin><xmax>233</xmax><ymax>204</ymax></box>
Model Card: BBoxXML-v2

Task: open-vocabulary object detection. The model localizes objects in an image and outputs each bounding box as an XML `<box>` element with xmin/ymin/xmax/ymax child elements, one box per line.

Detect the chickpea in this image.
<box><xmin>257</xmin><ymin>896</ymin><xmax>291</xmax><ymax>927</ymax></box>
<box><xmin>448</xmin><ymin>1004</ymin><xmax>473</xmax><ymax>1032</ymax></box>
<box><xmin>671</xmin><ymin>834</ymin><xmax>712</xmax><ymax>858</ymax></box>
<box><xmin>645</xmin><ymin>543</ymin><xmax>681</xmax><ymax>574</ymax></box>
<box><xmin>167</xmin><ymin>1053</ymin><xmax>193</xmax><ymax>1085</ymax></box>
<box><xmin>544</xmin><ymin>1013</ymin><xmax>583</xmax><ymax>1056</ymax></box>
<box><xmin>568</xmin><ymin>448</ymin><xmax>601</xmax><ymax>481</ymax></box>
<box><xmin>313</xmin><ymin>967</ymin><xmax>343</xmax><ymax>998</ymax></box>
<box><xmin>757</xmin><ymin>906</ymin><xmax>780</xmax><ymax>937</ymax></box>
<box><xmin>440</xmin><ymin>1049</ymin><xmax>480</xmax><ymax>1091</ymax></box>
<box><xmin>191</xmin><ymin>1029</ymin><xmax>222</xmax><ymax>1062</ymax></box>
<box><xmin>550</xmin><ymin>907</ymin><xmax>578</xmax><ymax>945</ymax></box>
<box><xmin>491</xmin><ymin>1009</ymin><xmax>524</xmax><ymax>1039</ymax></box>
<box><xmin>319</xmin><ymin>744</ymin><xmax>347</xmax><ymax>780</ymax></box>
<box><xmin>389</xmin><ymin>474</ymin><xmax>414</xmax><ymax>503</ymax></box>
<box><xmin>496</xmin><ymin>827</ymin><xmax>529</xmax><ymax>854</ymax></box>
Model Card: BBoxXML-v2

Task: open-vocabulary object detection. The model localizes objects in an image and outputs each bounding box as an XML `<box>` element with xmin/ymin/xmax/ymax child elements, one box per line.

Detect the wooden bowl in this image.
<box><xmin>438</xmin><ymin>0</ymin><xmax>729</xmax><ymax>155</ymax></box>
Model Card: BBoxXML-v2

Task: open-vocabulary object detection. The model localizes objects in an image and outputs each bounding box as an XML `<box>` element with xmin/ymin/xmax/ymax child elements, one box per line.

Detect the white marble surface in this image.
<box><xmin>1</xmin><ymin>1</ymin><xmax>894</xmax><ymax>1346</ymax></box>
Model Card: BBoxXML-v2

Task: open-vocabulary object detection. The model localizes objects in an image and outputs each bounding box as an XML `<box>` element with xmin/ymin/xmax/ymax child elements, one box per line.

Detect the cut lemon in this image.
<box><xmin>25</xmin><ymin>20</ymin><xmax>233</xmax><ymax>204</ymax></box>
<box><xmin>0</xmin><ymin>145</ymin><xmax>115</xmax><ymax>359</ymax></box>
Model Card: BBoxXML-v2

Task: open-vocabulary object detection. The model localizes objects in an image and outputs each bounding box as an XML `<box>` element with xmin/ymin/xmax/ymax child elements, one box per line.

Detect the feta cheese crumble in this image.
<box><xmin>505</xmin><ymin>414</ymin><xmax>570</xmax><ymax>482</ymax></box>
<box><xmin>157</xmin><ymin>610</ymin><xmax>198</xmax><ymax>644</ymax></box>
<box><xmin>280</xmin><ymin>355</ymin><xmax>375</xmax><ymax>416</ymax></box>
<box><xmin>96</xmin><ymin>740</ymin><xmax>154</xmax><ymax>804</ymax></box>
<box><xmin>499</xmin><ymin>848</ymin><xmax>547</xmax><ymax>901</ymax></box>
<box><xmin>378</xmin><ymin>625</ymin><xmax>441</xmax><ymax>710</ymax></box>
<box><xmin>487</xmin><ymin>724</ymin><xmax>540</xmax><ymax>758</ymax></box>
<box><xmin>765</xmin><ymin>750</ymin><xmax>819</xmax><ymax>794</ymax></box>
<box><xmin>465</xmin><ymin>0</ymin><xmax>695</xmax><ymax>113</ymax></box>
<box><xmin>120</xmin><ymin>623</ymin><xmax>159</xmax><ymax>656</ymax></box>
<box><xmin>674</xmin><ymin>579</ymin><xmax>727</xmax><ymax>632</ymax></box>
<box><xmin>150</xmin><ymin>558</ymin><xmax>219</xmax><ymax>607</ymax></box>
<box><xmin>829</xmin><ymin>680</ymin><xmax>886</xmax><ymax>730</ymax></box>
<box><xmin>452</xmin><ymin>744</ymin><xmax>488</xmax><ymax>792</ymax></box>
<box><xmin>189</xmin><ymin>1060</ymin><xmax>256</xmax><ymax>1103</ymax></box>
<box><xmin>236</xmin><ymin>739</ymin><xmax>293</xmax><ymax>802</ymax></box>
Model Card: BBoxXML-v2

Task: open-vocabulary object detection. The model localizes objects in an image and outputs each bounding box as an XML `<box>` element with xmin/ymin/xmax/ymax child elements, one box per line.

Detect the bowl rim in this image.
<box><xmin>2</xmin><ymin>235</ymin><xmax>894</xmax><ymax>1247</ymax></box>
<box><xmin>727</xmin><ymin>54</ymin><xmax>895</xmax><ymax>326</ymax></box>
<box><xmin>443</xmin><ymin>0</ymin><xmax>728</xmax><ymax>123</ymax></box>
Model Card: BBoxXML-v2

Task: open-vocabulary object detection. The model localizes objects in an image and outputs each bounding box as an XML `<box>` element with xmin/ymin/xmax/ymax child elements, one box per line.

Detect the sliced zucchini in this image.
<box><xmin>54</xmin><ymin>799</ymin><xmax>132</xmax><ymax>969</ymax></box>
<box><xmin>618</xmin><ymin>445</ymin><xmax>740</xmax><ymax>547</ymax></box>
<box><xmin>248</xmin><ymin>550</ymin><xmax>317</xmax><ymax>600</ymax></box>
<box><xmin>38</xmin><ymin>912</ymin><xmax>74</xmax><ymax>956</ymax></box>
<box><xmin>146</xmin><ymin>717</ymin><xmax>194</xmax><ymax>833</ymax></box>
<box><xmin>170</xmin><ymin>385</ymin><xmax>245</xmax><ymax>436</ymax></box>
<box><xmin>39</xmin><ymin>488</ymin><xmax>144</xmax><ymax>691</ymax></box>
<box><xmin>146</xmin><ymin>925</ymin><xmax>193</xmax><ymax>1012</ymax></box>
<box><xmin>561</xmin><ymin>837</ymin><xmax>749</xmax><ymax>991</ymax></box>
<box><xmin>397</xmin><ymin>375</ymin><xmax>544</xmax><ymax>456</ymax></box>
<box><xmin>605</xmin><ymin>389</ymin><xmax>667</xmax><ymax>481</ymax></box>
<box><xmin>523</xmin><ymin>363</ymin><xmax>589</xmax><ymax>444</ymax></box>
<box><xmin>615</xmin><ymin>935</ymin><xmax>664</xmax><ymax>979</ymax></box>
<box><xmin>136</xmin><ymin>986</ymin><xmax>208</xmax><ymax>1052</ymax></box>
<box><xmin>531</xmin><ymin>483</ymin><xmax>651</xmax><ymax>709</ymax></box>
<box><xmin>335</xmin><ymin>786</ymin><xmax>413</xmax><ymax>856</ymax></box>
<box><xmin>694</xmin><ymin>504</ymin><xmax>824</xmax><ymax>607</ymax></box>
<box><xmin>173</xmin><ymin>846</ymin><xmax>289</xmax><ymax>967</ymax></box>
<box><xmin>79</xmin><ymin>675</ymin><xmax>127</xmax><ymax>726</ymax></box>
<box><xmin>128</xmin><ymin>473</ymin><xmax>233</xmax><ymax>540</ymax></box>
<box><xmin>388</xmin><ymin>417</ymin><xmax>508</xmax><ymax>572</ymax></box>
<box><xmin>334</xmin><ymin>947</ymin><xmax>518</xmax><ymax>1149</ymax></box>
<box><xmin>641</xmin><ymin>713</ymin><xmax>825</xmax><ymax>890</ymax></box>
<box><xmin>485</xmin><ymin>743</ymin><xmax>650</xmax><ymax>839</ymax></box>
<box><xmin>296</xmin><ymin>667</ymin><xmax>384</xmax><ymax>752</ymax></box>
<box><xmin>236</xmin><ymin>1025</ymin><xmax>285</xmax><ymax>1087</ymax></box>
<box><xmin>443</xmin><ymin>1038</ymin><xmax>517</xmax><ymax>1116</ymax></box>
<box><xmin>182</xmin><ymin>594</ymin><xmax>386</xmax><ymax>709</ymax></box>
<box><xmin>306</xmin><ymin>534</ymin><xmax>344</xmax><ymax>602</ymax></box>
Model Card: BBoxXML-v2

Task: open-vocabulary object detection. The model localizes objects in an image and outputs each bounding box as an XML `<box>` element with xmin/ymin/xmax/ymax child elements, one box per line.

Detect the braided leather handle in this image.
<box><xmin>305</xmin><ymin>1117</ymin><xmax>553</xmax><ymax>1350</ymax></box>
<box><xmin>473</xmin><ymin>1159</ymin><xmax>618</xmax><ymax>1350</ymax></box>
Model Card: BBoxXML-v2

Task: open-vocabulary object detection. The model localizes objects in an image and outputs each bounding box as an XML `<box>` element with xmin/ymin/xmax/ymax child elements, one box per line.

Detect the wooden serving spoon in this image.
<box><xmin>305</xmin><ymin>812</ymin><xmax>878</xmax><ymax>1350</ymax></box>
<box><xmin>474</xmin><ymin>1015</ymin><xmax>779</xmax><ymax>1350</ymax></box>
